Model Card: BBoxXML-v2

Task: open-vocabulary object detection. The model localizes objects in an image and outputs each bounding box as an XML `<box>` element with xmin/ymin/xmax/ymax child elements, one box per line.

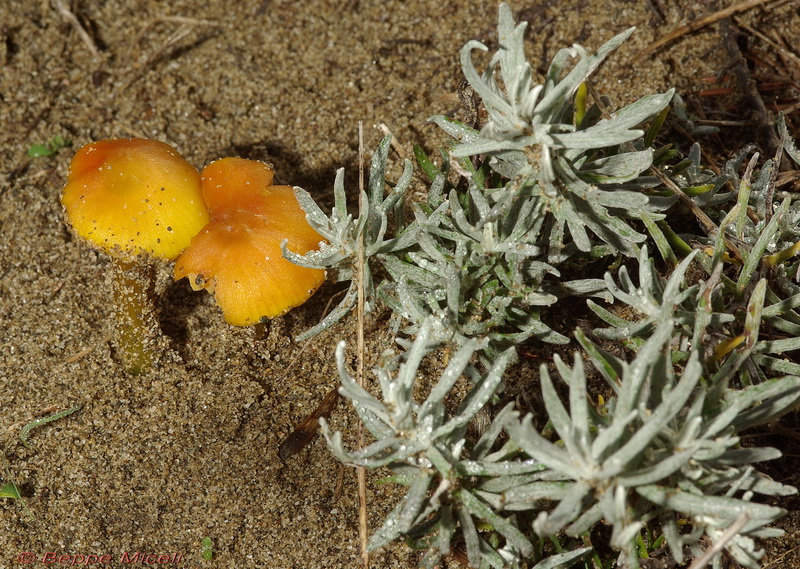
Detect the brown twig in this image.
<box><xmin>584</xmin><ymin>81</ymin><xmax>741</xmax><ymax>261</ymax></box>
<box><xmin>274</xmin><ymin>288</ymin><xmax>346</xmax><ymax>385</ymax></box>
<box><xmin>735</xmin><ymin>19</ymin><xmax>800</xmax><ymax>73</ymax></box>
<box><xmin>648</xmin><ymin>166</ymin><xmax>746</xmax><ymax>264</ymax></box>
<box><xmin>122</xmin><ymin>25</ymin><xmax>193</xmax><ymax>89</ymax></box>
<box><xmin>764</xmin><ymin>125</ymin><xmax>786</xmax><ymax>226</ymax></box>
<box><xmin>764</xmin><ymin>543</ymin><xmax>800</xmax><ymax>568</ymax></box>
<box><xmin>640</xmin><ymin>0</ymin><xmax>776</xmax><ymax>56</ymax></box>
<box><xmin>52</xmin><ymin>0</ymin><xmax>100</xmax><ymax>59</ymax></box>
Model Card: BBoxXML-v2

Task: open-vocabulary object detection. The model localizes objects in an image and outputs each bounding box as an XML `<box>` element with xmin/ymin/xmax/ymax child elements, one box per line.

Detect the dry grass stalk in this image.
<box><xmin>53</xmin><ymin>0</ymin><xmax>100</xmax><ymax>59</ymax></box>
<box><xmin>123</xmin><ymin>17</ymin><xmax>221</xmax><ymax>89</ymax></box>
<box><xmin>356</xmin><ymin>121</ymin><xmax>369</xmax><ymax>569</ymax></box>
<box><xmin>687</xmin><ymin>514</ymin><xmax>750</xmax><ymax>569</ymax></box>
<box><xmin>641</xmin><ymin>0</ymin><xmax>776</xmax><ymax>56</ymax></box>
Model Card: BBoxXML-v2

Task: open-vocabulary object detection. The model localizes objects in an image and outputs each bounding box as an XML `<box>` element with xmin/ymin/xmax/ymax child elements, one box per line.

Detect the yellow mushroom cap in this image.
<box><xmin>61</xmin><ymin>138</ymin><xmax>210</xmax><ymax>261</ymax></box>
<box><xmin>174</xmin><ymin>204</ymin><xmax>325</xmax><ymax>326</ymax></box>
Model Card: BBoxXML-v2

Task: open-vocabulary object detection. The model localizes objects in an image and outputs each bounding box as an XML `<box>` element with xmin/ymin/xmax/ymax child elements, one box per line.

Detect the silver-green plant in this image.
<box><xmin>431</xmin><ymin>4</ymin><xmax>675</xmax><ymax>263</ymax></box>
<box><xmin>288</xmin><ymin>4</ymin><xmax>800</xmax><ymax>568</ymax></box>
<box><xmin>291</xmin><ymin>130</ymin><xmax>592</xmax><ymax>350</ymax></box>
<box><xmin>504</xmin><ymin>313</ymin><xmax>800</xmax><ymax>569</ymax></box>
<box><xmin>287</xmin><ymin>135</ymin><xmax>416</xmax><ymax>341</ymax></box>
<box><xmin>593</xmin><ymin>123</ymin><xmax>800</xmax><ymax>383</ymax></box>
<box><xmin>324</xmin><ymin>294</ymin><xmax>800</xmax><ymax>568</ymax></box>
<box><xmin>380</xmin><ymin>158</ymin><xmax>592</xmax><ymax>351</ymax></box>
<box><xmin>322</xmin><ymin>317</ymin><xmax>593</xmax><ymax>569</ymax></box>
<box><xmin>290</xmin><ymin>3</ymin><xmax>685</xmax><ymax>352</ymax></box>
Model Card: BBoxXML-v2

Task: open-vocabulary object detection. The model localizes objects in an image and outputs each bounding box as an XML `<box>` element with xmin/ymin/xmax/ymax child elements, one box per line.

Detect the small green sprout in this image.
<box><xmin>19</xmin><ymin>405</ymin><xmax>82</xmax><ymax>448</ymax></box>
<box><xmin>201</xmin><ymin>537</ymin><xmax>213</xmax><ymax>560</ymax></box>
<box><xmin>0</xmin><ymin>482</ymin><xmax>21</xmax><ymax>499</ymax></box>
<box><xmin>27</xmin><ymin>135</ymin><xmax>71</xmax><ymax>158</ymax></box>
<box><xmin>1</xmin><ymin>452</ymin><xmax>33</xmax><ymax>519</ymax></box>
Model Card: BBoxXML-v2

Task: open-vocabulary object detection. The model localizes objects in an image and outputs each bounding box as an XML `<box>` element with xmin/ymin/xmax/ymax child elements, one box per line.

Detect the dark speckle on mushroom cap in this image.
<box><xmin>61</xmin><ymin>138</ymin><xmax>210</xmax><ymax>261</ymax></box>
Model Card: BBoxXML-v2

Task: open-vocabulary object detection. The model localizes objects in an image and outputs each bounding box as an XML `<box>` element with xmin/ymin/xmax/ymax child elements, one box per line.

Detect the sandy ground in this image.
<box><xmin>2</xmin><ymin>1</ymin><xmax>799</xmax><ymax>568</ymax></box>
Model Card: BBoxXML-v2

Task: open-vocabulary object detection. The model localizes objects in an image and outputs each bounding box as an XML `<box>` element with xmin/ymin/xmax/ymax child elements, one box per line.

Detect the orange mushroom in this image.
<box><xmin>198</xmin><ymin>154</ymin><xmax>276</xmax><ymax>216</ymax></box>
<box><xmin>62</xmin><ymin>138</ymin><xmax>210</xmax><ymax>374</ymax></box>
<box><xmin>174</xmin><ymin>157</ymin><xmax>325</xmax><ymax>326</ymax></box>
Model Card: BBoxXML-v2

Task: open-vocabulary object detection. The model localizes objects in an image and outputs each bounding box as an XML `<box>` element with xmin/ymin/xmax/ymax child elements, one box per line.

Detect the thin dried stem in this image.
<box><xmin>122</xmin><ymin>25</ymin><xmax>194</xmax><ymax>89</ymax></box>
<box><xmin>687</xmin><ymin>514</ymin><xmax>750</xmax><ymax>569</ymax></box>
<box><xmin>127</xmin><ymin>16</ymin><xmax>221</xmax><ymax>61</ymax></box>
<box><xmin>586</xmin><ymin>81</ymin><xmax>740</xmax><ymax>262</ymax></box>
<box><xmin>764</xmin><ymin>542</ymin><xmax>800</xmax><ymax>568</ymax></box>
<box><xmin>278</xmin><ymin>287</ymin><xmax>347</xmax><ymax>384</ymax></box>
<box><xmin>65</xmin><ymin>333</ymin><xmax>113</xmax><ymax>363</ymax></box>
<box><xmin>52</xmin><ymin>0</ymin><xmax>100</xmax><ymax>59</ymax></box>
<box><xmin>736</xmin><ymin>19</ymin><xmax>800</xmax><ymax>72</ymax></box>
<box><xmin>376</xmin><ymin>122</ymin><xmax>407</xmax><ymax>159</ymax></box>
<box><xmin>640</xmin><ymin>0</ymin><xmax>777</xmax><ymax>56</ymax></box>
<box><xmin>356</xmin><ymin>121</ymin><xmax>369</xmax><ymax>569</ymax></box>
<box><xmin>122</xmin><ymin>17</ymin><xmax>220</xmax><ymax>90</ymax></box>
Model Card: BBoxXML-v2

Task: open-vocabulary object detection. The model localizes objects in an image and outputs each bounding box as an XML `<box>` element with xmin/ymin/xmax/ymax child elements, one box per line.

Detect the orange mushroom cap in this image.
<box><xmin>61</xmin><ymin>138</ymin><xmax>210</xmax><ymax>261</ymax></box>
<box><xmin>200</xmin><ymin>157</ymin><xmax>275</xmax><ymax>216</ymax></box>
<box><xmin>175</xmin><ymin>208</ymin><xmax>325</xmax><ymax>325</ymax></box>
<box><xmin>174</xmin><ymin>157</ymin><xmax>325</xmax><ymax>326</ymax></box>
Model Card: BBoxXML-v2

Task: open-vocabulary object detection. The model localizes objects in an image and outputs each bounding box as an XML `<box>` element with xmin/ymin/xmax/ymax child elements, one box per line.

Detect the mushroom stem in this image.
<box><xmin>110</xmin><ymin>259</ymin><xmax>162</xmax><ymax>375</ymax></box>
